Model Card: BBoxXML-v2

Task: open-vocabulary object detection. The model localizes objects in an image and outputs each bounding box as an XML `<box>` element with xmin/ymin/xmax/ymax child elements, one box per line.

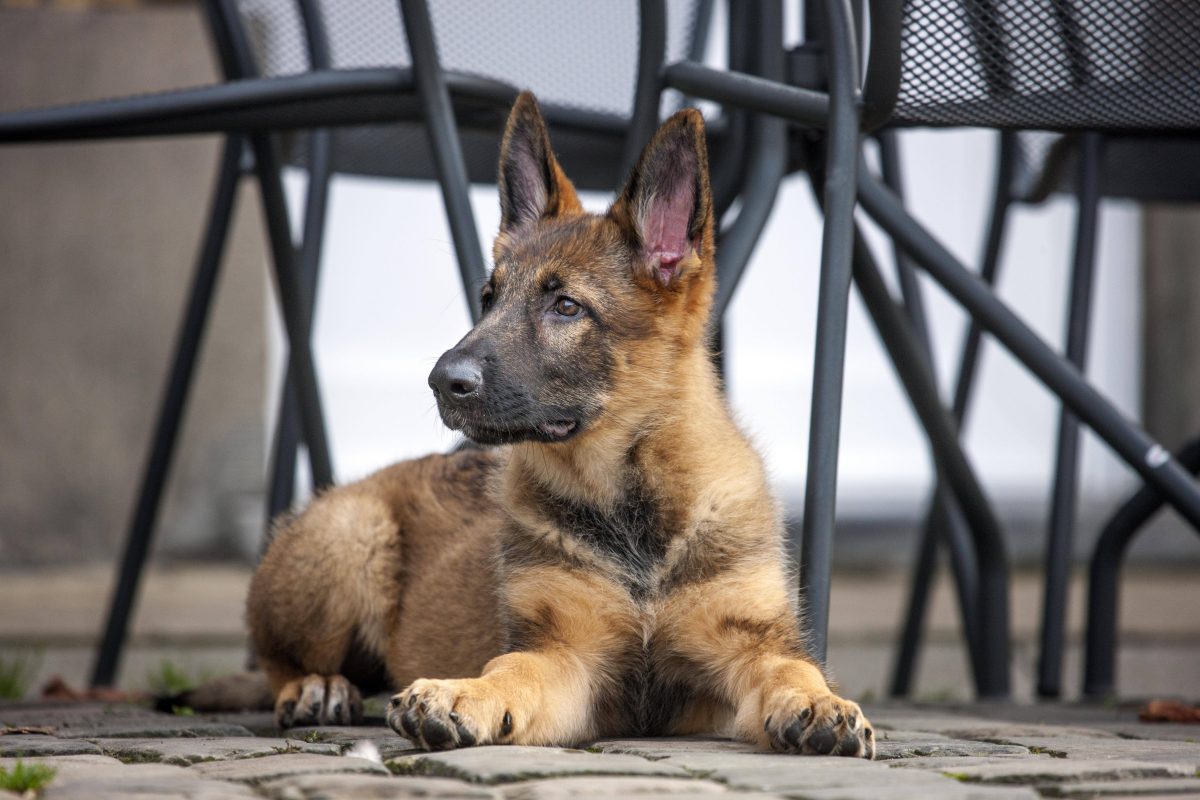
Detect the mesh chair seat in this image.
<box><xmin>239</xmin><ymin>0</ymin><xmax>704</xmax><ymax>188</ymax></box>
<box><xmin>892</xmin><ymin>0</ymin><xmax>1200</xmax><ymax>132</ymax></box>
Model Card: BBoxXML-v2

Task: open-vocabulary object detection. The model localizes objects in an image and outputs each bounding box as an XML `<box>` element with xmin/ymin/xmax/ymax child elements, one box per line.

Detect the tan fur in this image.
<box><xmin>247</xmin><ymin>92</ymin><xmax>873</xmax><ymax>757</ymax></box>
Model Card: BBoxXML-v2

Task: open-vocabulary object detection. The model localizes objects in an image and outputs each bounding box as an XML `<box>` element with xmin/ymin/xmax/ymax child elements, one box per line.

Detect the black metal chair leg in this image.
<box><xmin>265</xmin><ymin>128</ymin><xmax>334</xmax><ymax>525</ymax></box>
<box><xmin>1038</xmin><ymin>132</ymin><xmax>1103</xmax><ymax>699</ymax></box>
<box><xmin>877</xmin><ymin>130</ymin><xmax>986</xmax><ymax>694</ymax></box>
<box><xmin>90</xmin><ymin>136</ymin><xmax>244</xmax><ymax>687</ymax></box>
<box><xmin>891</xmin><ymin>132</ymin><xmax>1018</xmax><ymax>697</ymax></box>
<box><xmin>398</xmin><ymin>0</ymin><xmax>486</xmax><ymax>323</ymax></box>
<box><xmin>847</xmin><ymin>224</ymin><xmax>1011</xmax><ymax>699</ymax></box>
<box><xmin>857</xmin><ymin>167</ymin><xmax>1200</xmax><ymax>529</ymax></box>
<box><xmin>798</xmin><ymin>0</ymin><xmax>862</xmax><ymax>666</ymax></box>
<box><xmin>248</xmin><ymin>132</ymin><xmax>334</xmax><ymax>490</ymax></box>
<box><xmin>1084</xmin><ymin>435</ymin><xmax>1200</xmax><ymax>698</ymax></box>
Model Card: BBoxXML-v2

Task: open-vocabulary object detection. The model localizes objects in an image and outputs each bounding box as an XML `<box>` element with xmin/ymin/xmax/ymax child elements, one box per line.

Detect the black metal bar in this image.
<box><xmin>663</xmin><ymin>60</ymin><xmax>831</xmax><ymax>126</ymax></box>
<box><xmin>249</xmin><ymin>132</ymin><xmax>335</xmax><ymax>489</ymax></box>
<box><xmin>267</xmin><ymin>126</ymin><xmax>333</xmax><ymax>522</ymax></box>
<box><xmin>857</xmin><ymin>169</ymin><xmax>1200</xmax><ymax>529</ymax></box>
<box><xmin>845</xmin><ymin>221</ymin><xmax>1011</xmax><ymax>698</ymax></box>
<box><xmin>714</xmin><ymin>0</ymin><xmax>788</xmax><ymax>317</ymax></box>
<box><xmin>90</xmin><ymin>137</ymin><xmax>243</xmax><ymax>687</ymax></box>
<box><xmin>621</xmin><ymin>0</ymin><xmax>667</xmax><ymax>180</ymax></box>
<box><xmin>950</xmin><ymin>133</ymin><xmax>1018</xmax><ymax>424</ymax></box>
<box><xmin>1084</xmin><ymin>435</ymin><xmax>1200</xmax><ymax>697</ymax></box>
<box><xmin>265</xmin><ymin>0</ymin><xmax>334</xmax><ymax>524</ymax></box>
<box><xmin>877</xmin><ymin>130</ymin><xmax>986</xmax><ymax>695</ymax></box>
<box><xmin>398</xmin><ymin>0</ymin><xmax>486</xmax><ymax>322</ymax></box>
<box><xmin>798</xmin><ymin>0</ymin><xmax>861</xmax><ymax>665</ymax></box>
<box><xmin>1038</xmin><ymin>132</ymin><xmax>1103</xmax><ymax>698</ymax></box>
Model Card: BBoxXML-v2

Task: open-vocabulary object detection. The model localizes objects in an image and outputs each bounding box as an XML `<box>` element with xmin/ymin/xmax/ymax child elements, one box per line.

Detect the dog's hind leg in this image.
<box><xmin>247</xmin><ymin>481</ymin><xmax>403</xmax><ymax>728</ymax></box>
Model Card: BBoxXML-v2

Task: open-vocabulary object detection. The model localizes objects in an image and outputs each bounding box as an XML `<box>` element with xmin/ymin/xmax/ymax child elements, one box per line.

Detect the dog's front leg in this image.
<box><xmin>661</xmin><ymin>562</ymin><xmax>875</xmax><ymax>758</ymax></box>
<box><xmin>387</xmin><ymin>566</ymin><xmax>637</xmax><ymax>749</ymax></box>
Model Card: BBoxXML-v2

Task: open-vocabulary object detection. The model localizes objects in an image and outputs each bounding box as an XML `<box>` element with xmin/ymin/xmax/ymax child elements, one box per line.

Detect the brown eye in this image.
<box><xmin>553</xmin><ymin>297</ymin><xmax>582</xmax><ymax>317</ymax></box>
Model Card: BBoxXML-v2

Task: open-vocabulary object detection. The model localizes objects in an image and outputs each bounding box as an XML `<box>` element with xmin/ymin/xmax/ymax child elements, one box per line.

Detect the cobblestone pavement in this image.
<box><xmin>2</xmin><ymin>700</ymin><xmax>1198</xmax><ymax>798</ymax></box>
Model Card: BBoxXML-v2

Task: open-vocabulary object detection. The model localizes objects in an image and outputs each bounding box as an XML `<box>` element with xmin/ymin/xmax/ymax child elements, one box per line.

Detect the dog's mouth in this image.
<box><xmin>440</xmin><ymin>408</ymin><xmax>583</xmax><ymax>446</ymax></box>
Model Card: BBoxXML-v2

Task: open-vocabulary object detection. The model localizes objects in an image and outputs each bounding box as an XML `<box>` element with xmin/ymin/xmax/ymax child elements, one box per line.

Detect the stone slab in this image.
<box><xmin>190</xmin><ymin>752</ymin><xmax>389</xmax><ymax>784</ymax></box>
<box><xmin>872</xmin><ymin>730</ymin><xmax>1031</xmax><ymax>761</ymax></box>
<box><xmin>90</xmin><ymin>735</ymin><xmax>338</xmax><ymax>765</ymax></box>
<box><xmin>260</xmin><ymin>772</ymin><xmax>500</xmax><ymax>799</ymax></box>
<box><xmin>0</xmin><ymin>734</ymin><xmax>101</xmax><ymax>758</ymax></box>
<box><xmin>938</xmin><ymin>759</ymin><xmax>1196</xmax><ymax>785</ymax></box>
<box><xmin>0</xmin><ymin>754</ymin><xmax>259</xmax><ymax>799</ymax></box>
<box><xmin>287</xmin><ymin>725</ymin><xmax>420</xmax><ymax>760</ymax></box>
<box><xmin>0</xmin><ymin>704</ymin><xmax>253</xmax><ymax>739</ymax></box>
<box><xmin>389</xmin><ymin>746</ymin><xmax>691</xmax><ymax>784</ymax></box>
<box><xmin>787</xmin><ymin>786</ymin><xmax>1041</xmax><ymax>800</ymax></box>
<box><xmin>654</xmin><ymin>752</ymin><xmax>965</xmax><ymax>793</ymax></box>
<box><xmin>42</xmin><ymin>775</ymin><xmax>259</xmax><ymax>799</ymax></box>
<box><xmin>499</xmin><ymin>776</ymin><xmax>779</xmax><ymax>798</ymax></box>
<box><xmin>587</xmin><ymin>736</ymin><xmax>760</xmax><ymax>759</ymax></box>
<box><xmin>973</xmin><ymin>735</ymin><xmax>1200</xmax><ymax>769</ymax></box>
<box><xmin>1039</xmin><ymin>777</ymin><xmax>1200</xmax><ymax>797</ymax></box>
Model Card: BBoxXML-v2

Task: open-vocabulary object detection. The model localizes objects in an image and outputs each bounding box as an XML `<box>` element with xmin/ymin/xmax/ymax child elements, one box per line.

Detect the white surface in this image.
<box><xmin>270</xmin><ymin>129</ymin><xmax>1143</xmax><ymax>520</ymax></box>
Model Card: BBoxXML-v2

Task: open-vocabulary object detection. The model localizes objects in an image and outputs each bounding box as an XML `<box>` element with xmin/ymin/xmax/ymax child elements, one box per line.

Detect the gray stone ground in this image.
<box><xmin>2</xmin><ymin>701</ymin><xmax>1199</xmax><ymax>799</ymax></box>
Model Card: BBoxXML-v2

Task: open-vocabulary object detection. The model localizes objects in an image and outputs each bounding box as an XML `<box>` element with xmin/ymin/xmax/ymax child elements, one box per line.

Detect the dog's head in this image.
<box><xmin>429</xmin><ymin>92</ymin><xmax>714</xmax><ymax>446</ymax></box>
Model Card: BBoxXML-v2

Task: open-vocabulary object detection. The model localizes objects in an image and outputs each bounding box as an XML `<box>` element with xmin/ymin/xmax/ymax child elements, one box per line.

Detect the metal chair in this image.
<box><xmin>0</xmin><ymin>0</ymin><xmax>706</xmax><ymax>686</ymax></box>
<box><xmin>660</xmin><ymin>0</ymin><xmax>1200</xmax><ymax>701</ymax></box>
<box><xmin>0</xmin><ymin>0</ymin><xmax>796</xmax><ymax>687</ymax></box>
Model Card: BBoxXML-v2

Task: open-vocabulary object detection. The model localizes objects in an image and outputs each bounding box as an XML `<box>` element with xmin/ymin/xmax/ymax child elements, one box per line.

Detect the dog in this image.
<box><xmin>246</xmin><ymin>91</ymin><xmax>874</xmax><ymax>758</ymax></box>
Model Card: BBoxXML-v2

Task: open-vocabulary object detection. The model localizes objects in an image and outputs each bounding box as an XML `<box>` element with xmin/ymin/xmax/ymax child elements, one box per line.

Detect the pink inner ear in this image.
<box><xmin>642</xmin><ymin>187</ymin><xmax>693</xmax><ymax>285</ymax></box>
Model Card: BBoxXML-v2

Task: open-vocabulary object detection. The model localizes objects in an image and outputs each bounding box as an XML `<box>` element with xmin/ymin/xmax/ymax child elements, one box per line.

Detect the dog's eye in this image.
<box><xmin>480</xmin><ymin>286</ymin><xmax>495</xmax><ymax>312</ymax></box>
<box><xmin>553</xmin><ymin>297</ymin><xmax>582</xmax><ymax>317</ymax></box>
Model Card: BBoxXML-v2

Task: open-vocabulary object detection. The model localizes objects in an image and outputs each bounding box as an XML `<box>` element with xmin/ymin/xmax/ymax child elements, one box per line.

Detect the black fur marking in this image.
<box><xmin>535</xmin><ymin>480</ymin><xmax>671</xmax><ymax>599</ymax></box>
<box><xmin>592</xmin><ymin>633</ymin><xmax>696</xmax><ymax>737</ymax></box>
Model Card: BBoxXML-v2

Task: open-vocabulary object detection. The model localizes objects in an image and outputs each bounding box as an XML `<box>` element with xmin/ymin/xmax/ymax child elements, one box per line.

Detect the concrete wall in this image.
<box><xmin>0</xmin><ymin>6</ymin><xmax>268</xmax><ymax>566</ymax></box>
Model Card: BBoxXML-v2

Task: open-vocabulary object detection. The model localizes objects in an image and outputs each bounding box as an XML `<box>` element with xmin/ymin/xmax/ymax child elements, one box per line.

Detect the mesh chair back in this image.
<box><xmin>891</xmin><ymin>0</ymin><xmax>1200</xmax><ymax>131</ymax></box>
<box><xmin>237</xmin><ymin>0</ymin><xmax>701</xmax><ymax>119</ymax></box>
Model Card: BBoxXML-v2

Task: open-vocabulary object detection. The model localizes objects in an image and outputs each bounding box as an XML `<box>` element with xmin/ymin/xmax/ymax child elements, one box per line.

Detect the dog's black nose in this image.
<box><xmin>430</xmin><ymin>353</ymin><xmax>483</xmax><ymax>400</ymax></box>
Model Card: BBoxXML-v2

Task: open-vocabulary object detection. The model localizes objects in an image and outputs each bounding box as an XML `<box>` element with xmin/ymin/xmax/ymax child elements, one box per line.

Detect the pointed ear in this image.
<box><xmin>497</xmin><ymin>91</ymin><xmax>582</xmax><ymax>236</ymax></box>
<box><xmin>609</xmin><ymin>109</ymin><xmax>712</xmax><ymax>288</ymax></box>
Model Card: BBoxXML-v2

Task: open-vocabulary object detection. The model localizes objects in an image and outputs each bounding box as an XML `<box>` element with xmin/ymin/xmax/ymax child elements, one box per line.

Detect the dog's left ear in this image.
<box><xmin>498</xmin><ymin>91</ymin><xmax>582</xmax><ymax>238</ymax></box>
<box><xmin>610</xmin><ymin>109</ymin><xmax>712</xmax><ymax>289</ymax></box>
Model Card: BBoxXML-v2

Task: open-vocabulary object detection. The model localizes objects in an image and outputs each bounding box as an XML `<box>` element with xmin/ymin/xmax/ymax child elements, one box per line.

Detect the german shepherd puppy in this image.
<box><xmin>247</xmin><ymin>92</ymin><xmax>874</xmax><ymax>758</ymax></box>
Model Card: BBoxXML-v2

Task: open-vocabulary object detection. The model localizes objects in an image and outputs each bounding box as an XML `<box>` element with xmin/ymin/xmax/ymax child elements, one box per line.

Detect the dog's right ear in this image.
<box><xmin>497</xmin><ymin>92</ymin><xmax>582</xmax><ymax>238</ymax></box>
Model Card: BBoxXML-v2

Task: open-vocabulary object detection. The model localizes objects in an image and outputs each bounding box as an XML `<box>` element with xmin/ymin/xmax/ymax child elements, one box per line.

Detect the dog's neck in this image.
<box><xmin>508</xmin><ymin>343</ymin><xmax>726</xmax><ymax>509</ymax></box>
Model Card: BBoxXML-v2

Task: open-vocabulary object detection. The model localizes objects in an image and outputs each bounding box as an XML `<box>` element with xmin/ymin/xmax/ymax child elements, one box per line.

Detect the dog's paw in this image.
<box><xmin>761</xmin><ymin>690</ymin><xmax>873</xmax><ymax>758</ymax></box>
<box><xmin>387</xmin><ymin>678</ymin><xmax>508</xmax><ymax>751</ymax></box>
<box><xmin>275</xmin><ymin>674</ymin><xmax>363</xmax><ymax>728</ymax></box>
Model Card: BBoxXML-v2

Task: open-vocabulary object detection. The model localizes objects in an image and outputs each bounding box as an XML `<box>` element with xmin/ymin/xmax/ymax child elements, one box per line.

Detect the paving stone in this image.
<box><xmin>389</xmin><ymin>746</ymin><xmax>691</xmax><ymax>784</ymax></box>
<box><xmin>972</xmin><ymin>736</ymin><xmax>1200</xmax><ymax>769</ymax></box>
<box><xmin>190</xmin><ymin>752</ymin><xmax>389</xmax><ymax>784</ymax></box>
<box><xmin>0</xmin><ymin>734</ymin><xmax>101</xmax><ymax>757</ymax></box>
<box><xmin>499</xmin><ymin>776</ymin><xmax>778</xmax><ymax>798</ymax></box>
<box><xmin>41</xmin><ymin>775</ymin><xmax>259</xmax><ymax>799</ymax></box>
<box><xmin>886</xmin><ymin>756</ymin><xmax>1052</xmax><ymax>771</ymax></box>
<box><xmin>1096</xmin><ymin>725</ymin><xmax>1200</xmax><ymax>743</ymax></box>
<box><xmin>936</xmin><ymin>759</ymin><xmax>1196</xmax><ymax>785</ymax></box>
<box><xmin>90</xmin><ymin>735</ymin><xmax>337</xmax><ymax>765</ymax></box>
<box><xmin>0</xmin><ymin>703</ymin><xmax>253</xmax><ymax>739</ymax></box>
<box><xmin>587</xmin><ymin>736</ymin><xmax>760</xmax><ymax>759</ymax></box>
<box><xmin>872</xmin><ymin>730</ymin><xmax>1031</xmax><ymax>761</ymax></box>
<box><xmin>654</xmin><ymin>752</ymin><xmax>964</xmax><ymax>793</ymax></box>
<box><xmin>786</xmin><ymin>786</ymin><xmax>1041</xmax><ymax>799</ymax></box>
<box><xmin>260</xmin><ymin>772</ymin><xmax>499</xmax><ymax>798</ymax></box>
<box><xmin>287</xmin><ymin>725</ymin><xmax>420</xmax><ymax>759</ymax></box>
<box><xmin>0</xmin><ymin>754</ymin><xmax>257</xmax><ymax>798</ymax></box>
<box><xmin>1038</xmin><ymin>777</ymin><xmax>1200</xmax><ymax>797</ymax></box>
<box><xmin>868</xmin><ymin>714</ymin><xmax>1120</xmax><ymax>743</ymax></box>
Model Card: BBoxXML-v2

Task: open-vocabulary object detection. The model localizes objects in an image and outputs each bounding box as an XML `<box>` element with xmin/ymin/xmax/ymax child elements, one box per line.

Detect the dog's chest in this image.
<box><xmin>545</xmin><ymin>486</ymin><xmax>673</xmax><ymax>598</ymax></box>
